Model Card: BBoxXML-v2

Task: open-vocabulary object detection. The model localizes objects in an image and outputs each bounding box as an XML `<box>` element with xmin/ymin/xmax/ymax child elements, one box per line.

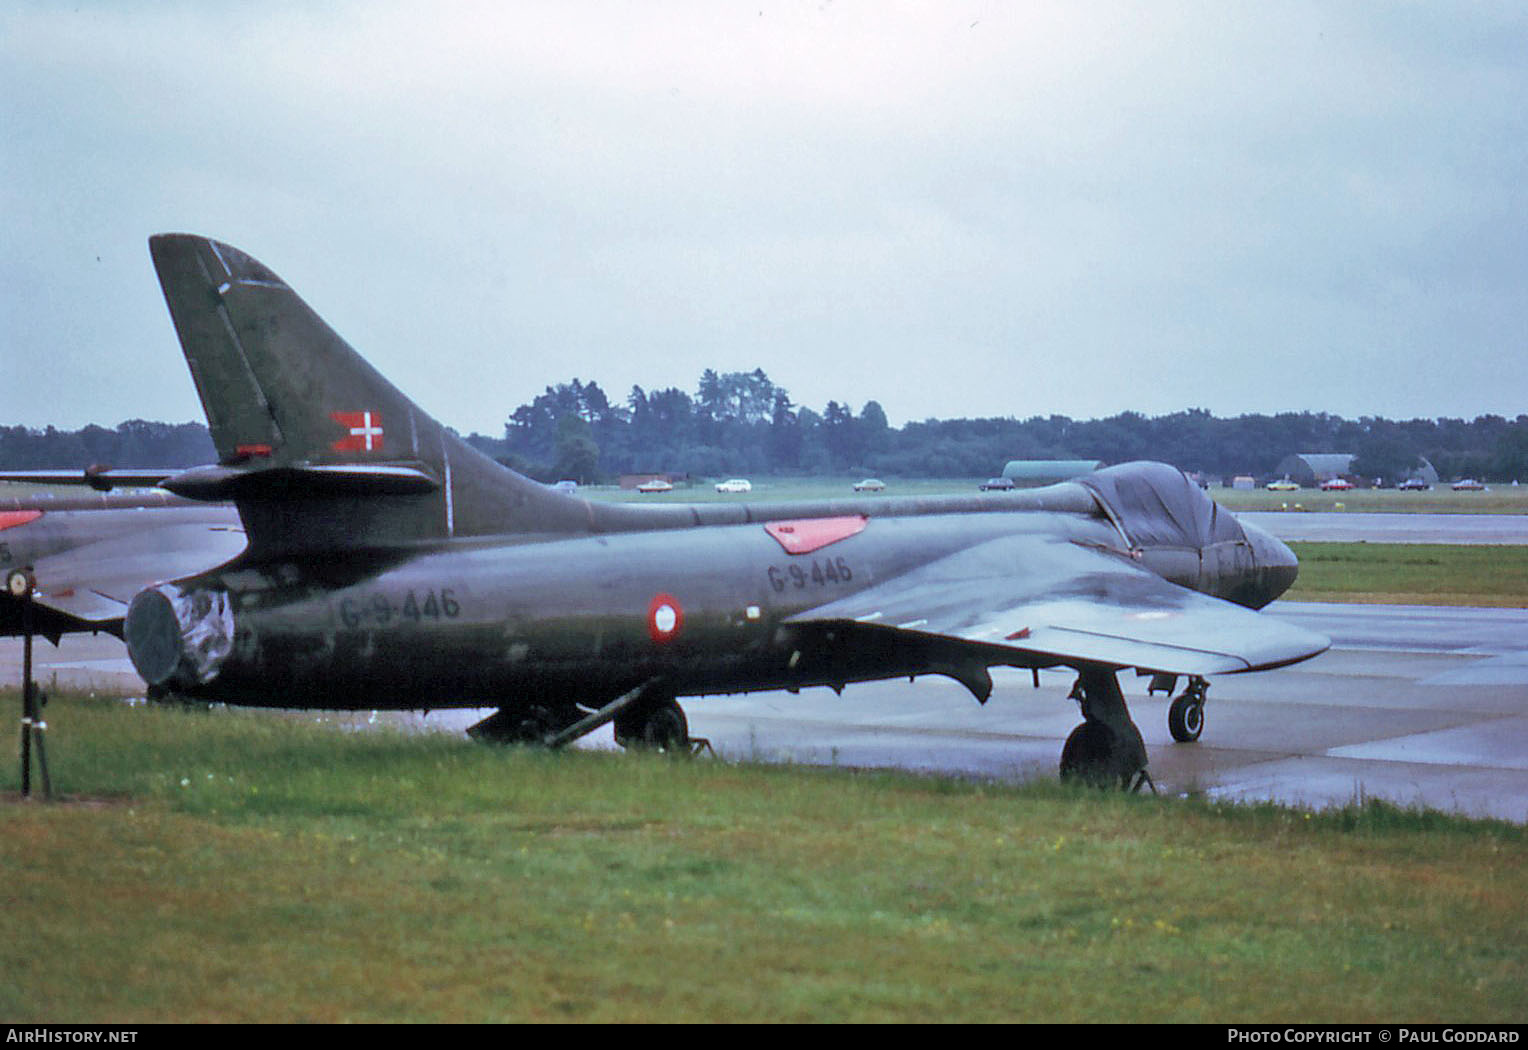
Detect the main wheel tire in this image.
<box><xmin>1168</xmin><ymin>695</ymin><xmax>1204</xmax><ymax>743</ymax></box>
<box><xmin>615</xmin><ymin>699</ymin><xmax>689</xmax><ymax>752</ymax></box>
<box><xmin>1060</xmin><ymin>721</ymin><xmax>1120</xmax><ymax>788</ymax></box>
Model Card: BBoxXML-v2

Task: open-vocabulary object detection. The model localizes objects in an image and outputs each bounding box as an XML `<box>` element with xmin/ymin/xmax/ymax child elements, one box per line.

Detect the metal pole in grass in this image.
<box><xmin>8</xmin><ymin>567</ymin><xmax>51</xmax><ymax>800</ymax></box>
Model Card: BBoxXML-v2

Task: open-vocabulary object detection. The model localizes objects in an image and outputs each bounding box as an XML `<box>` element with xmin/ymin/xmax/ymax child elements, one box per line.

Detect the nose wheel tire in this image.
<box><xmin>1168</xmin><ymin>693</ymin><xmax>1204</xmax><ymax>743</ymax></box>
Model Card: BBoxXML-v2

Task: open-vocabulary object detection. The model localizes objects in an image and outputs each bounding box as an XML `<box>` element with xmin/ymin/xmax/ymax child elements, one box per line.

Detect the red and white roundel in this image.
<box><xmin>648</xmin><ymin>593</ymin><xmax>684</xmax><ymax>644</ymax></box>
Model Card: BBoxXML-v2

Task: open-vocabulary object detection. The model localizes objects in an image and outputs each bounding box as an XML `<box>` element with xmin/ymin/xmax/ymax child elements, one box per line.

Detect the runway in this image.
<box><xmin>9</xmin><ymin>600</ymin><xmax>1528</xmax><ymax>822</ymax></box>
<box><xmin>1240</xmin><ymin>510</ymin><xmax>1528</xmax><ymax>544</ymax></box>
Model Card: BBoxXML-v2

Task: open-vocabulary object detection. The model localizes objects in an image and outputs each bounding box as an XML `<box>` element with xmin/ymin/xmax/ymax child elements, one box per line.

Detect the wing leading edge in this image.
<box><xmin>786</xmin><ymin>533</ymin><xmax>1329</xmax><ymax>677</ymax></box>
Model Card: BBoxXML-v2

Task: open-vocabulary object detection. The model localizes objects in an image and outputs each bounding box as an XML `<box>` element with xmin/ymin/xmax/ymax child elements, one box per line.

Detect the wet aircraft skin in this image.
<box><xmin>127</xmin><ymin>479</ymin><xmax>1304</xmax><ymax>707</ymax></box>
<box><xmin>131</xmin><ymin>508</ymin><xmax>1119</xmax><ymax>708</ymax></box>
<box><xmin>21</xmin><ymin>234</ymin><xmax>1323</xmax><ymax>785</ymax></box>
<box><xmin>0</xmin><ymin>468</ymin><xmax>1300</xmax><ymax>713</ymax></box>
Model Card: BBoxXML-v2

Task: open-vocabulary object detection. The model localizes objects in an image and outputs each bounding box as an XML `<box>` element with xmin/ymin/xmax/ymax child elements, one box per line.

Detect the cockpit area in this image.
<box><xmin>1078</xmin><ymin>461</ymin><xmax>1296</xmax><ymax>609</ymax></box>
<box><xmin>1078</xmin><ymin>461</ymin><xmax>1247</xmax><ymax>551</ymax></box>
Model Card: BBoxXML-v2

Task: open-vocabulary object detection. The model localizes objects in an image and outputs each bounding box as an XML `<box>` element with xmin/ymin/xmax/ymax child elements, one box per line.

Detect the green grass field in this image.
<box><xmin>2</xmin><ymin>694</ymin><xmax>1524</xmax><ymax>1023</ymax></box>
<box><xmin>584</xmin><ymin>475</ymin><xmax>978</xmax><ymax>503</ymax></box>
<box><xmin>1214</xmin><ymin>485</ymin><xmax>1528</xmax><ymax>515</ymax></box>
<box><xmin>577</xmin><ymin>475</ymin><xmax>1528</xmax><ymax>514</ymax></box>
<box><xmin>1286</xmin><ymin>543</ymin><xmax>1528</xmax><ymax>607</ymax></box>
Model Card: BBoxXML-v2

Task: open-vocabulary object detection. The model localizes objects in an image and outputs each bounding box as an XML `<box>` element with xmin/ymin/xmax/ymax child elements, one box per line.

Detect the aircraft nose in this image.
<box><xmin>1243</xmin><ymin>519</ymin><xmax>1299</xmax><ymax>607</ymax></box>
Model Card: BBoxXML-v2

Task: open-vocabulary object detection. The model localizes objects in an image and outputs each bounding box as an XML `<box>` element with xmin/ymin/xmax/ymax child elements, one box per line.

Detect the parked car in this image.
<box><xmin>714</xmin><ymin>478</ymin><xmax>752</xmax><ymax>493</ymax></box>
<box><xmin>550</xmin><ymin>480</ymin><xmax>578</xmax><ymax>494</ymax></box>
<box><xmin>1266</xmin><ymin>479</ymin><xmax>1299</xmax><ymax>492</ymax></box>
<box><xmin>1452</xmin><ymin>478</ymin><xmax>1486</xmax><ymax>491</ymax></box>
<box><xmin>1319</xmin><ymin>477</ymin><xmax>1354</xmax><ymax>491</ymax></box>
<box><xmin>1397</xmin><ymin>478</ymin><xmax>1431</xmax><ymax>491</ymax></box>
<box><xmin>979</xmin><ymin>477</ymin><xmax>1016</xmax><ymax>491</ymax></box>
<box><xmin>636</xmin><ymin>478</ymin><xmax>673</xmax><ymax>493</ymax></box>
<box><xmin>853</xmin><ymin>478</ymin><xmax>886</xmax><ymax>492</ymax></box>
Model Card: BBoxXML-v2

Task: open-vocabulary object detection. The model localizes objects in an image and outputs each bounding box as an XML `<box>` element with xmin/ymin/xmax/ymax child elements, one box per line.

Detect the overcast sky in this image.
<box><xmin>3</xmin><ymin>2</ymin><xmax>1524</xmax><ymax>436</ymax></box>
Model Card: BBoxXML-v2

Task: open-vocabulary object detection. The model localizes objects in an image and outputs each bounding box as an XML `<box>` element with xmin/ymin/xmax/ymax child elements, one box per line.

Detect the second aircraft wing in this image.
<box><xmin>10</xmin><ymin>516</ymin><xmax>247</xmax><ymax>639</ymax></box>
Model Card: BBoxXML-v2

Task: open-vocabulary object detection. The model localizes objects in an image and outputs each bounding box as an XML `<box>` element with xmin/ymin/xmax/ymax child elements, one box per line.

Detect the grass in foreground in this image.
<box><xmin>1</xmin><ymin>694</ymin><xmax>1524</xmax><ymax>1023</ymax></box>
<box><xmin>1285</xmin><ymin>543</ymin><xmax>1528</xmax><ymax>606</ymax></box>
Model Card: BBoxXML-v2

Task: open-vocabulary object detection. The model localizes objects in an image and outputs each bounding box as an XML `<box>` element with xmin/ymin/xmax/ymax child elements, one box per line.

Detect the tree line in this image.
<box><xmin>478</xmin><ymin>369</ymin><xmax>1527</xmax><ymax>485</ymax></box>
<box><xmin>3</xmin><ymin>374</ymin><xmax>1524</xmax><ymax>484</ymax></box>
<box><xmin>0</xmin><ymin>421</ymin><xmax>215</xmax><ymax>471</ymax></box>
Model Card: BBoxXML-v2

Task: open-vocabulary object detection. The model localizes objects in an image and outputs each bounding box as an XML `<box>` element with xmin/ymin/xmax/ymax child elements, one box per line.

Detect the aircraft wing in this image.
<box><xmin>13</xmin><ymin>521</ymin><xmax>247</xmax><ymax>638</ymax></box>
<box><xmin>787</xmin><ymin>533</ymin><xmax>1329</xmax><ymax>677</ymax></box>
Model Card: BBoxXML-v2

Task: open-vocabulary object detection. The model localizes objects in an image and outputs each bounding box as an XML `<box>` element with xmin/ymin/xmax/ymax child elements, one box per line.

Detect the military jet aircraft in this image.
<box><xmin>17</xmin><ymin>234</ymin><xmax>1330</xmax><ymax>788</ymax></box>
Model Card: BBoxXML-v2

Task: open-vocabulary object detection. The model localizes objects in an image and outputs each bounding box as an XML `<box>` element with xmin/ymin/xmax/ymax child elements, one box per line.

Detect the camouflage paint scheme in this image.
<box><xmin>8</xmin><ymin>235</ymin><xmax>1329</xmax><ymax>785</ymax></box>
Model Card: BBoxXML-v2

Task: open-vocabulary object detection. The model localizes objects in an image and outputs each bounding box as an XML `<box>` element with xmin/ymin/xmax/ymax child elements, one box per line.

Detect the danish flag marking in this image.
<box><xmin>331</xmin><ymin>411</ymin><xmax>384</xmax><ymax>453</ymax></box>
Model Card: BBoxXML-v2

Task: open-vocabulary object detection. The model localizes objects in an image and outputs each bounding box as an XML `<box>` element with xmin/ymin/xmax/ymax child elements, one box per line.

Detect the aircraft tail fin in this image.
<box><xmin>148</xmin><ymin>234</ymin><xmax>595</xmax><ymax>551</ymax></box>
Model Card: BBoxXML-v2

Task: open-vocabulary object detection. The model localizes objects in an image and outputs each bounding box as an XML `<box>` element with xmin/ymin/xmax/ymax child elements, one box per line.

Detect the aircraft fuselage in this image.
<box><xmin>125</xmin><ymin>497</ymin><xmax>1296</xmax><ymax>711</ymax></box>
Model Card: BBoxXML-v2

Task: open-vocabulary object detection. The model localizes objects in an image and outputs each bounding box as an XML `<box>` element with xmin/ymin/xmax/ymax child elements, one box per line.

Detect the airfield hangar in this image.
<box><xmin>1001</xmin><ymin>460</ymin><xmax>1105</xmax><ymax>487</ymax></box>
<box><xmin>1275</xmin><ymin>453</ymin><xmax>1355</xmax><ymax>487</ymax></box>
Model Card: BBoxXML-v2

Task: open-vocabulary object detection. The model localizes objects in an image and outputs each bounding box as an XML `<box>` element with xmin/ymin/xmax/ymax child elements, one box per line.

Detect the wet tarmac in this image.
<box><xmin>9</xmin><ymin>600</ymin><xmax>1528</xmax><ymax>823</ymax></box>
<box><xmin>672</xmin><ymin>602</ymin><xmax>1528</xmax><ymax>823</ymax></box>
<box><xmin>1241</xmin><ymin>511</ymin><xmax>1528</xmax><ymax>544</ymax></box>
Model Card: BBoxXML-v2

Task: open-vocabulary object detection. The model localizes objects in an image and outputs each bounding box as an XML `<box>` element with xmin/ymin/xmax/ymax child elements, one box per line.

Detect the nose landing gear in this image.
<box><xmin>1167</xmin><ymin>676</ymin><xmax>1208</xmax><ymax>743</ymax></box>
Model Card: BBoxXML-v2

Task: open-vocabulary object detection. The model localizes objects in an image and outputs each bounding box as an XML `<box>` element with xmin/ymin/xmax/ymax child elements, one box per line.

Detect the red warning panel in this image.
<box><xmin>0</xmin><ymin>510</ymin><xmax>43</xmax><ymax>531</ymax></box>
<box><xmin>764</xmin><ymin>515</ymin><xmax>867</xmax><ymax>555</ymax></box>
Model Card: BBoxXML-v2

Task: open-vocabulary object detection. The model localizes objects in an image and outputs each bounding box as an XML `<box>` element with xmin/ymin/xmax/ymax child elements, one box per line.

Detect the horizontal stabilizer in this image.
<box><xmin>161</xmin><ymin>462</ymin><xmax>440</xmax><ymax>501</ymax></box>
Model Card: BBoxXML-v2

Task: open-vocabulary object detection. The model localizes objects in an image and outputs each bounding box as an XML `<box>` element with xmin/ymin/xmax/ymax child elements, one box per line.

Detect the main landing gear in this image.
<box><xmin>612</xmin><ymin>693</ymin><xmax>694</xmax><ymax>753</ymax></box>
<box><xmin>1060</xmin><ymin>667</ymin><xmax>1154</xmax><ymax>793</ymax></box>
<box><xmin>467</xmin><ymin>680</ymin><xmax>708</xmax><ymax>755</ymax></box>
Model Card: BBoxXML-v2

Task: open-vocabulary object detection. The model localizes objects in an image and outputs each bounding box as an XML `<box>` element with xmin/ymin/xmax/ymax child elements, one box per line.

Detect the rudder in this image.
<box><xmin>149</xmin><ymin>234</ymin><xmax>595</xmax><ymax>551</ymax></box>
